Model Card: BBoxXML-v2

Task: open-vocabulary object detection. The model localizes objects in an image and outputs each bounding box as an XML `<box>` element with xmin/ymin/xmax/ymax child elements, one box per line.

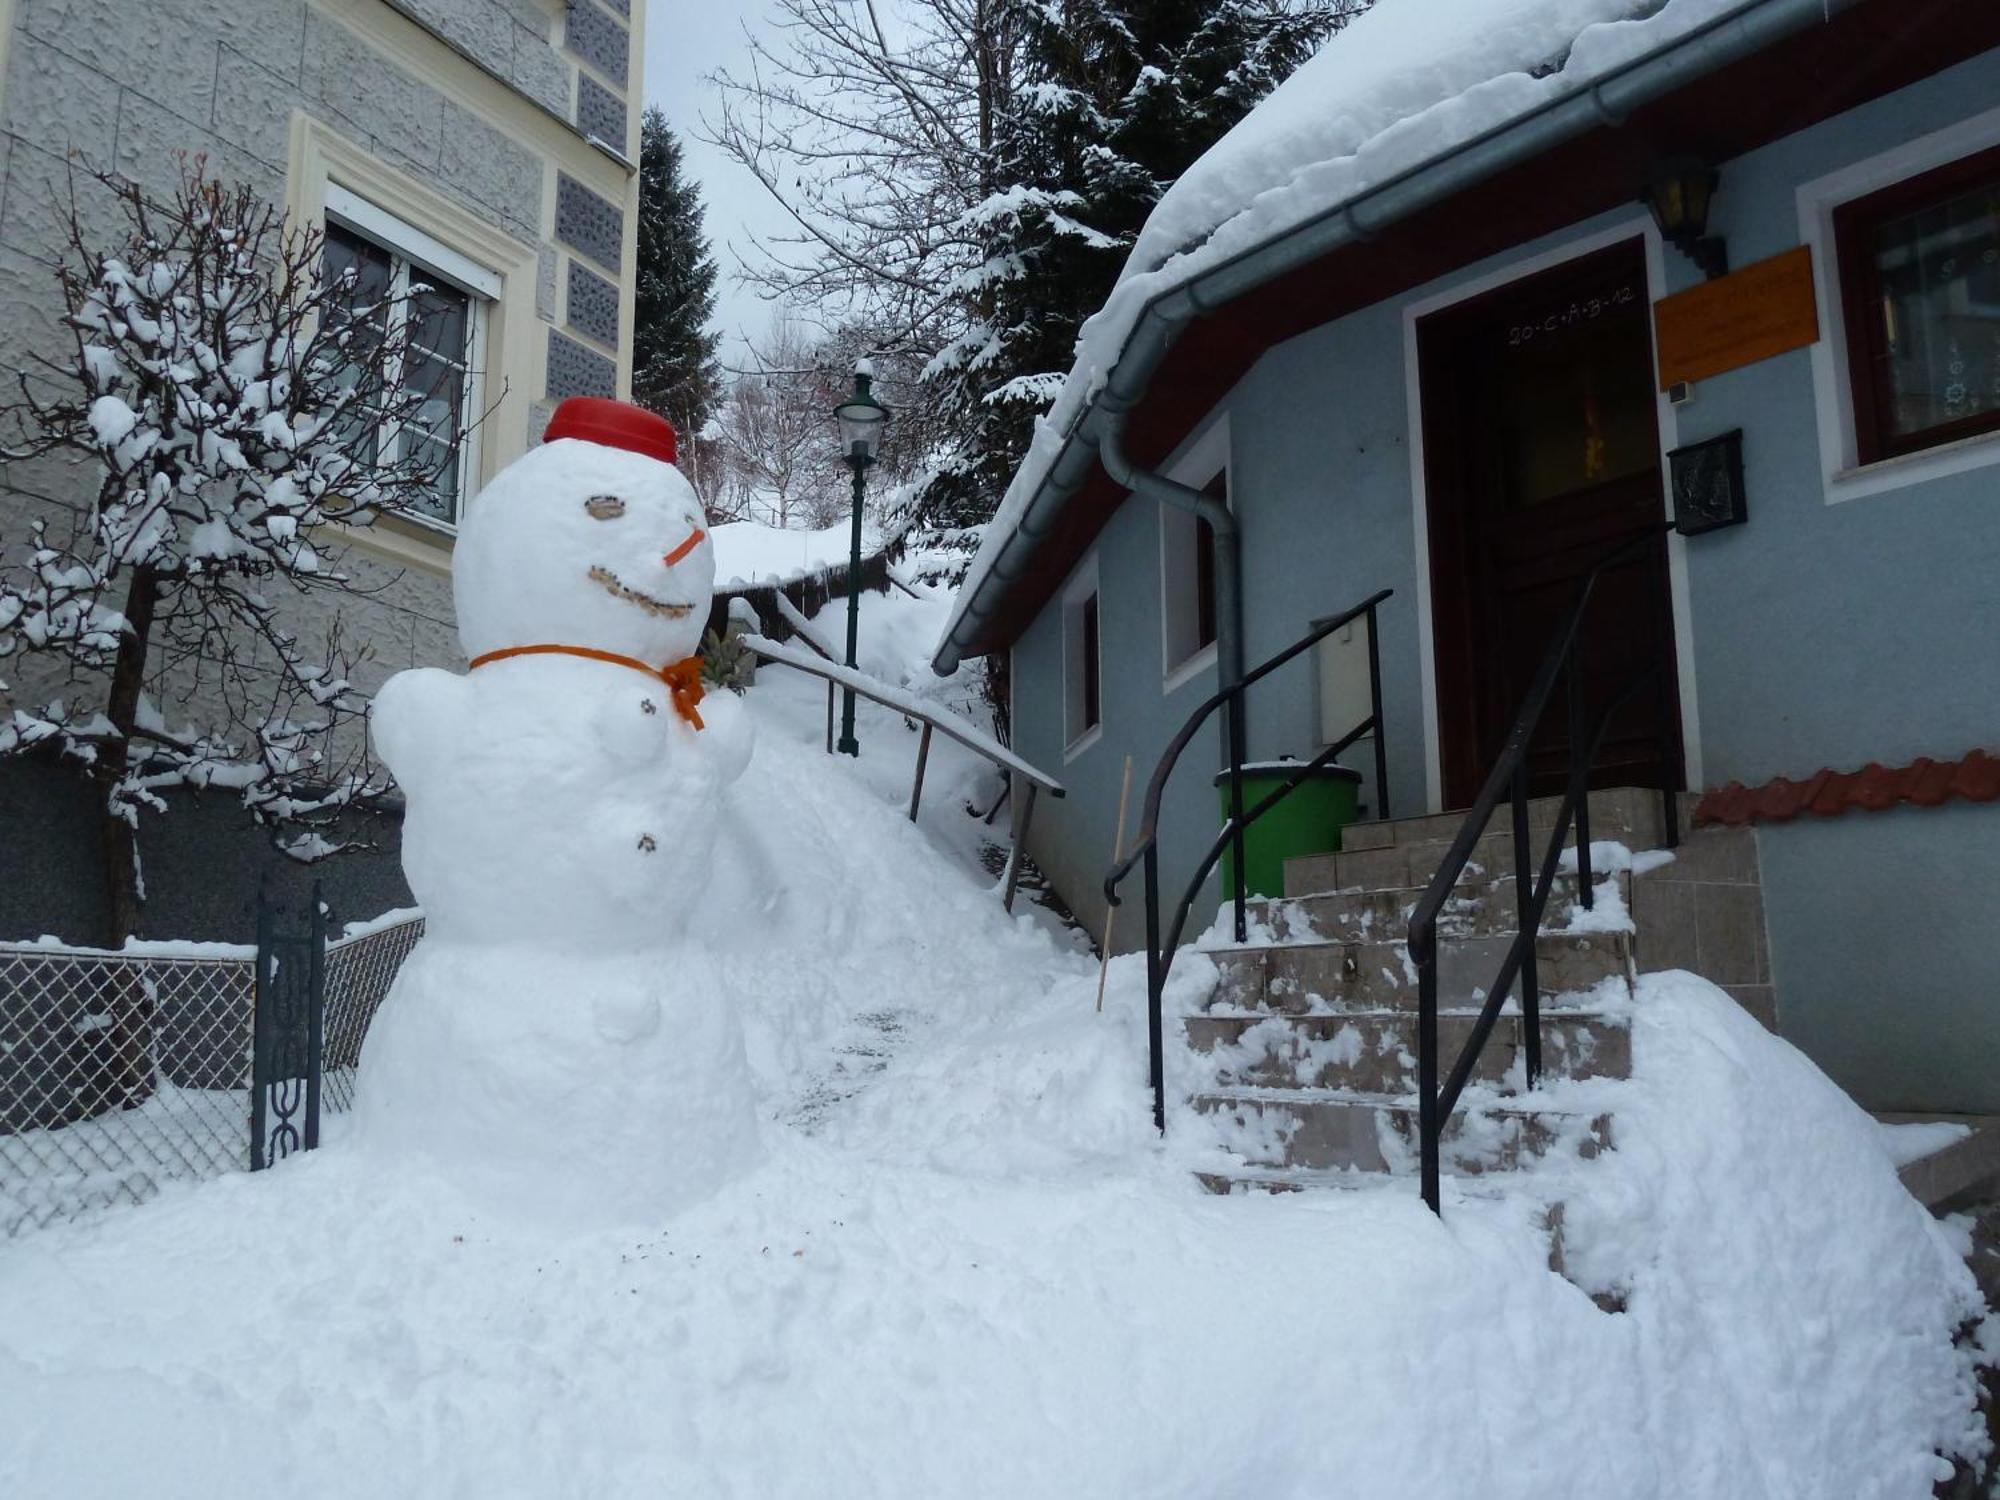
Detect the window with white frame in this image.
<box><xmin>321</xmin><ymin>187</ymin><xmax>494</xmax><ymax>527</ymax></box>
<box><xmin>1832</xmin><ymin>140</ymin><xmax>2000</xmax><ymax>465</ymax></box>
<box><xmin>1160</xmin><ymin>436</ymin><xmax>1224</xmax><ymax>682</ymax></box>
<box><xmin>1063</xmin><ymin>558</ymin><xmax>1102</xmax><ymax>753</ymax></box>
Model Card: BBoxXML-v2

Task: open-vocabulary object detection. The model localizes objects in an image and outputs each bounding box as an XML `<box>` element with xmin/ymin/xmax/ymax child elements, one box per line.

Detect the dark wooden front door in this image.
<box><xmin>1418</xmin><ymin>239</ymin><xmax>1683</xmax><ymax>808</ymax></box>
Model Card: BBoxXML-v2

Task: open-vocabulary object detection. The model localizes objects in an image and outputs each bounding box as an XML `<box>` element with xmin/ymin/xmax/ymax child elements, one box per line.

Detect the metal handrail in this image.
<box><xmin>740</xmin><ymin>631</ymin><xmax>1065</xmax><ymax>913</ymax></box>
<box><xmin>1105</xmin><ymin>588</ymin><xmax>1393</xmax><ymax>1131</ymax></box>
<box><xmin>1407</xmin><ymin>521</ymin><xmax>1679</xmax><ymax>1213</ymax></box>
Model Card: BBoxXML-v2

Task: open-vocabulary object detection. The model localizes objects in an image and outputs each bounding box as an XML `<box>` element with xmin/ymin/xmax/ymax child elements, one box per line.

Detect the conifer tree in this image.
<box><xmin>921</xmin><ymin>1</ymin><xmax>1347</xmax><ymax>535</ymax></box>
<box><xmin>632</xmin><ymin>109</ymin><xmax>723</xmax><ymax>452</ymax></box>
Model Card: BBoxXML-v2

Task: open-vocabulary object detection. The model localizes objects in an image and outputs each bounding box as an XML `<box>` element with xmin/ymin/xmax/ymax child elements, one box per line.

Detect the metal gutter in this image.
<box><xmin>1096</xmin><ymin>414</ymin><xmax>1241</xmax><ymax>698</ymax></box>
<box><xmin>932</xmin><ymin>0</ymin><xmax>1861</xmax><ymax>675</ymax></box>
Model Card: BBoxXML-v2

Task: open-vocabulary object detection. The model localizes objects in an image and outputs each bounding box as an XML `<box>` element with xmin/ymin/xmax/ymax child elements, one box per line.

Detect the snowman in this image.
<box><xmin>353</xmin><ymin>398</ymin><xmax>760</xmax><ymax>1225</ymax></box>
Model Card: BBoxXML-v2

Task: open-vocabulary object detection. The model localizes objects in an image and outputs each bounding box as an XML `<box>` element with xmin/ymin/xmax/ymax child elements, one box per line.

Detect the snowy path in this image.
<box><xmin>0</xmin><ymin>584</ymin><xmax>1986</xmax><ymax>1498</ymax></box>
<box><xmin>784</xmin><ymin>1005</ymin><xmax>923</xmax><ymax>1133</ymax></box>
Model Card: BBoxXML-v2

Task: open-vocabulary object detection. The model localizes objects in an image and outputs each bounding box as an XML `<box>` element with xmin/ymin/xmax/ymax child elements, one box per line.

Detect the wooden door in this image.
<box><xmin>1419</xmin><ymin>240</ymin><xmax>1683</xmax><ymax>808</ymax></box>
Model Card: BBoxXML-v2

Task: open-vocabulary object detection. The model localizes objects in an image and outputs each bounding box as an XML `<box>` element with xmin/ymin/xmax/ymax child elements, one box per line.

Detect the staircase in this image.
<box><xmin>1185</xmin><ymin>786</ymin><xmax>1673</xmax><ymax>1195</ymax></box>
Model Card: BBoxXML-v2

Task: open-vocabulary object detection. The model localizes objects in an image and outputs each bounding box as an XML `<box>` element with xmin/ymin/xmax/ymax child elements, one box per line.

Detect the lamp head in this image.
<box><xmin>833</xmin><ymin>359</ymin><xmax>890</xmax><ymax>466</ymax></box>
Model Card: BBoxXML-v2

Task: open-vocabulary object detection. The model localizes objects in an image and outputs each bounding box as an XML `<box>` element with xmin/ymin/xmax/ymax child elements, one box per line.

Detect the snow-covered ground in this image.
<box><xmin>0</xmin><ymin>583</ymin><xmax>1987</xmax><ymax>1498</ymax></box>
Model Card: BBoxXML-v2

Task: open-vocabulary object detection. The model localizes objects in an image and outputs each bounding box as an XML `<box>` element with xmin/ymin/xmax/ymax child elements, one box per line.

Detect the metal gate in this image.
<box><xmin>249</xmin><ymin>885</ymin><xmax>327</xmax><ymax>1171</ymax></box>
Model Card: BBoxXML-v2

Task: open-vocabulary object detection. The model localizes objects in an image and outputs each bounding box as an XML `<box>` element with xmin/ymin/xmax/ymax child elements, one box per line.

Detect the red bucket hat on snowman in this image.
<box><xmin>542</xmin><ymin>396</ymin><xmax>679</xmax><ymax>466</ymax></box>
<box><xmin>468</xmin><ymin>398</ymin><xmax>706</xmax><ymax>729</ymax></box>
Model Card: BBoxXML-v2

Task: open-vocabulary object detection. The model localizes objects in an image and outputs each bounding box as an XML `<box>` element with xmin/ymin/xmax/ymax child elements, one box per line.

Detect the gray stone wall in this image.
<box><xmin>0</xmin><ymin>753</ymin><xmax>415</xmax><ymax>945</ymax></box>
<box><xmin>0</xmin><ymin>0</ymin><xmax>640</xmax><ymax>938</ymax></box>
<box><xmin>0</xmin><ymin>0</ymin><xmax>533</xmax><ymax>737</ymax></box>
<box><xmin>384</xmin><ymin>0</ymin><xmax>572</xmax><ymax>118</ymax></box>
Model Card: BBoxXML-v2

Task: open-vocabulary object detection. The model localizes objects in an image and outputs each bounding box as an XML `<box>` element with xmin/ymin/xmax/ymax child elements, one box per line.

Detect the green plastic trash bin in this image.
<box><xmin>1214</xmin><ymin>760</ymin><xmax>1363</xmax><ymax>901</ymax></box>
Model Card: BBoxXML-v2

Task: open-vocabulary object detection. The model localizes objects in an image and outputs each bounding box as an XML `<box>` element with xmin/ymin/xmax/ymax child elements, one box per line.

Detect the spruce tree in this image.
<box><xmin>922</xmin><ymin>1</ymin><xmax>1344</xmax><ymax>536</ymax></box>
<box><xmin>632</xmin><ymin>109</ymin><xmax>724</xmax><ymax>451</ymax></box>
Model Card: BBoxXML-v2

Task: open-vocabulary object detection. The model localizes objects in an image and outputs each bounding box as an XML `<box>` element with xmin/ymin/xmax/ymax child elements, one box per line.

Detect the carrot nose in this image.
<box><xmin>663</xmin><ymin>527</ymin><xmax>705</xmax><ymax>567</ymax></box>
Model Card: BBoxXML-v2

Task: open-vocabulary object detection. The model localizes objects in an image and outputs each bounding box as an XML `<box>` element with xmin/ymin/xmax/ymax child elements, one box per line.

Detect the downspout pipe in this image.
<box><xmin>1097</xmin><ymin>407</ymin><xmax>1253</xmax><ymax>941</ymax></box>
<box><xmin>1095</xmin><ymin>412</ymin><xmax>1242</xmax><ymax>702</ymax></box>
<box><xmin>930</xmin><ymin>0</ymin><xmax>1868</xmax><ymax>678</ymax></box>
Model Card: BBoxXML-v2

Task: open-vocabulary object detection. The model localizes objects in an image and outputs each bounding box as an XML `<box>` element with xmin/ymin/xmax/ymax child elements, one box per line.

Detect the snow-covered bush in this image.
<box><xmin>0</xmin><ymin>159</ymin><xmax>485</xmax><ymax>949</ymax></box>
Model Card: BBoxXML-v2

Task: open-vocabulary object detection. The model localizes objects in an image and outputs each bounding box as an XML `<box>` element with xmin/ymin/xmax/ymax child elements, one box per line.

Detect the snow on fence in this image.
<box><xmin>703</xmin><ymin>520</ymin><xmax>909</xmax><ymax>648</ymax></box>
<box><xmin>0</xmin><ymin>912</ymin><xmax>424</xmax><ymax>1237</ymax></box>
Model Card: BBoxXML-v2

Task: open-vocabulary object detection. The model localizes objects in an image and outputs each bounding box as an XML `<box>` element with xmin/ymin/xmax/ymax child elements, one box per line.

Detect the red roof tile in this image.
<box><xmin>1694</xmin><ymin>749</ymin><xmax>2000</xmax><ymax>828</ymax></box>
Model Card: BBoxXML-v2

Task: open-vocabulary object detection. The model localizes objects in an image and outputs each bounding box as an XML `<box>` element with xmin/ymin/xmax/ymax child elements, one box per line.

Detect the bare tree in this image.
<box><xmin>704</xmin><ymin>0</ymin><xmax>1020</xmax><ymax>382</ymax></box>
<box><xmin>711</xmin><ymin>313</ymin><xmax>937</xmax><ymax>532</ymax></box>
<box><xmin>0</xmin><ymin>160</ymin><xmax>486</xmax><ymax>975</ymax></box>
<box><xmin>713</xmin><ymin>316</ymin><xmax>838</xmax><ymax>529</ymax></box>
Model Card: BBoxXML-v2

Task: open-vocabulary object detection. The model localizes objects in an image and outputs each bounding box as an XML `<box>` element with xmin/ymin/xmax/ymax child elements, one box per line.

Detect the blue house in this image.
<box><xmin>933</xmin><ymin>0</ymin><xmax>2000</xmax><ymax>1119</ymax></box>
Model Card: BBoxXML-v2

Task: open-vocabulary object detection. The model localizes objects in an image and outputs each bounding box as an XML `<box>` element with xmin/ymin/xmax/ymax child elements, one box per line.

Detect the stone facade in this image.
<box><xmin>1630</xmin><ymin>823</ymin><xmax>1775</xmax><ymax>1031</ymax></box>
<box><xmin>0</xmin><ymin>0</ymin><xmax>644</xmax><ymax>939</ymax></box>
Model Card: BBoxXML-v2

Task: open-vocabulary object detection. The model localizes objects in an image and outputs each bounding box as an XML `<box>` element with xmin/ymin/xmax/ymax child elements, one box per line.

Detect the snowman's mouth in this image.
<box><xmin>587</xmin><ymin>566</ymin><xmax>693</xmax><ymax>618</ymax></box>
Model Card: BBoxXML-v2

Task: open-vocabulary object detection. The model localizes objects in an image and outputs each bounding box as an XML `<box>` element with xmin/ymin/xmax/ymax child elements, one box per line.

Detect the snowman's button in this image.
<box><xmin>640</xmin><ymin>697</ymin><xmax>658</xmax><ymax>716</ymax></box>
<box><xmin>637</xmin><ymin>833</ymin><xmax>657</xmax><ymax>853</ymax></box>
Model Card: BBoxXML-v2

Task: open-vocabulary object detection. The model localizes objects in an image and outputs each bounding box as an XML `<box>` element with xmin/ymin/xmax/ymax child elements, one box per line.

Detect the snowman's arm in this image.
<box><xmin>369</xmin><ymin>667</ymin><xmax>471</xmax><ymax>794</ymax></box>
<box><xmin>693</xmin><ymin>689</ymin><xmax>754</xmax><ymax>786</ymax></box>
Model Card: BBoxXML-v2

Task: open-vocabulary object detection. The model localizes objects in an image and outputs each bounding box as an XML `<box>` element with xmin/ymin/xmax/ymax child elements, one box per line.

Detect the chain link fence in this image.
<box><xmin>321</xmin><ymin>916</ymin><xmax>424</xmax><ymax>1113</ymax></box>
<box><xmin>0</xmin><ymin>912</ymin><xmax>424</xmax><ymax>1237</ymax></box>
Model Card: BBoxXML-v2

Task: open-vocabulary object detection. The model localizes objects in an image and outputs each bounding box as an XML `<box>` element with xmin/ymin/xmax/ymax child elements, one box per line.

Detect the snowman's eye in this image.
<box><xmin>584</xmin><ymin>495</ymin><xmax>625</xmax><ymax>520</ymax></box>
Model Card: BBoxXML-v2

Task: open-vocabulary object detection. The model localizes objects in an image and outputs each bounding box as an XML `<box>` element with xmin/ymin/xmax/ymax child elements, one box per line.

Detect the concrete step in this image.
<box><xmin>1880</xmin><ymin>1114</ymin><xmax>2000</xmax><ymax>1209</ymax></box>
<box><xmin>1250</xmin><ymin>871</ymin><xmax>1627</xmax><ymax>944</ymax></box>
<box><xmin>1338</xmin><ymin>786</ymin><xmax>1674</xmax><ymax>855</ymax></box>
<box><xmin>1192</xmin><ymin>1086</ymin><xmax>1612</xmax><ymax>1175</ymax></box>
<box><xmin>1193</xmin><ymin>1165</ymin><xmax>1514</xmax><ymax>1199</ymax></box>
<box><xmin>1284</xmin><ymin>832</ymin><xmax>1520</xmax><ymax>900</ymax></box>
<box><xmin>1185</xmin><ymin>1007</ymin><xmax>1631</xmax><ymax>1094</ymax></box>
<box><xmin>1289</xmin><ymin>787</ymin><xmax>1674</xmax><ymax>898</ymax></box>
<box><xmin>1208</xmin><ymin>930</ymin><xmax>1633</xmax><ymax>1014</ymax></box>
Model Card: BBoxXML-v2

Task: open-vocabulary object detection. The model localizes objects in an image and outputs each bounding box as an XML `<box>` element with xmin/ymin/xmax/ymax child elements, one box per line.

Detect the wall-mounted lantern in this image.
<box><xmin>1644</xmin><ymin>156</ymin><xmax>1729</xmax><ymax>280</ymax></box>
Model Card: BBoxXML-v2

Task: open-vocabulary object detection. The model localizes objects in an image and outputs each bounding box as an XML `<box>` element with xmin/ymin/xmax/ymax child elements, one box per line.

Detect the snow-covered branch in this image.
<box><xmin>0</xmin><ymin>158</ymin><xmax>480</xmax><ymax>940</ymax></box>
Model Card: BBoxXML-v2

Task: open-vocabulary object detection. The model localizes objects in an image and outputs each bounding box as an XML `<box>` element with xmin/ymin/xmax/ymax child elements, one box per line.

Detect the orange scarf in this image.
<box><xmin>468</xmin><ymin>644</ymin><xmax>706</xmax><ymax>730</ymax></box>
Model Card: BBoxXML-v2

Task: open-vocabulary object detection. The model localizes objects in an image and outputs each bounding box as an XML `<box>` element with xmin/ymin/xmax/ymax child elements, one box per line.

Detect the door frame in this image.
<box><xmin>1402</xmin><ymin>214</ymin><xmax>1703</xmax><ymax>814</ymax></box>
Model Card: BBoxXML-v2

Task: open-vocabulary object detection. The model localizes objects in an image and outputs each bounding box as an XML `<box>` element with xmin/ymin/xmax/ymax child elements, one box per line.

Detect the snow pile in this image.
<box><xmin>942</xmin><ymin>0</ymin><xmax>1767</xmax><ymax>656</ymax></box>
<box><xmin>1561</xmin><ymin>975</ymin><xmax>1991</xmax><ymax>1494</ymax></box>
<box><xmin>0</xmin><ymin>581</ymin><xmax>1987</xmax><ymax>1496</ymax></box>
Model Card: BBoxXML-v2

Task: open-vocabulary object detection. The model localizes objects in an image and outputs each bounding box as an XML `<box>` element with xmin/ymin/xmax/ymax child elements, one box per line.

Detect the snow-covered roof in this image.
<box><xmin>935</xmin><ymin>0</ymin><xmax>1774</xmax><ymax>668</ymax></box>
<box><xmin>710</xmin><ymin>518</ymin><xmax>885</xmax><ymax>593</ymax></box>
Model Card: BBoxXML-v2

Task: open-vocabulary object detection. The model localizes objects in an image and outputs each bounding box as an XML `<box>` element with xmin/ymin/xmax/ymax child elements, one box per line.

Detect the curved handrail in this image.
<box><xmin>1105</xmin><ymin>588</ymin><xmax>1392</xmax><ymax>908</ymax></box>
<box><xmin>1407</xmin><ymin>520</ymin><xmax>1677</xmax><ymax>1213</ymax></box>
<box><xmin>1101</xmin><ymin>586</ymin><xmax>1394</xmax><ymax>1134</ymax></box>
<box><xmin>1406</xmin><ymin>525</ymin><xmax>1668</xmax><ymax>949</ymax></box>
<box><xmin>1429</xmin><ymin>659</ymin><xmax>1662</xmax><ymax>1122</ymax></box>
<box><xmin>1153</xmin><ymin>721</ymin><xmax>1380</xmax><ymax>964</ymax></box>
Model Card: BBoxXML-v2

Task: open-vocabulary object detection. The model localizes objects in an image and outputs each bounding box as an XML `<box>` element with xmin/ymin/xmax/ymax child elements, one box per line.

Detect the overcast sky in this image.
<box><xmin>642</xmin><ymin>0</ymin><xmax>794</xmax><ymax>368</ymax></box>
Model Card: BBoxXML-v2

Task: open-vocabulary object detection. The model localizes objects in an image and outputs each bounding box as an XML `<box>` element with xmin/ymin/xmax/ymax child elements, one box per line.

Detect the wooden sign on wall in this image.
<box><xmin>1652</xmin><ymin>245</ymin><xmax>1820</xmax><ymax>390</ymax></box>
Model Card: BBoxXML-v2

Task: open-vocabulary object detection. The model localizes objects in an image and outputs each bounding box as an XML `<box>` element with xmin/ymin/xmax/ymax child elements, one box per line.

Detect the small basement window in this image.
<box><xmin>1834</xmin><ymin>141</ymin><xmax>2000</xmax><ymax>464</ymax></box>
<box><xmin>1063</xmin><ymin>558</ymin><xmax>1102</xmax><ymax>754</ymax></box>
<box><xmin>1161</xmin><ymin>468</ymin><xmax>1222</xmax><ymax>681</ymax></box>
<box><xmin>322</xmin><ymin>188</ymin><xmax>494</xmax><ymax>528</ymax></box>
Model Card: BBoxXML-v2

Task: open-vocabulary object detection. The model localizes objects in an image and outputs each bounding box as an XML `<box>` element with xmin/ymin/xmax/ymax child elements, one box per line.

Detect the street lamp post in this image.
<box><xmin>832</xmin><ymin>359</ymin><xmax>889</xmax><ymax>757</ymax></box>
